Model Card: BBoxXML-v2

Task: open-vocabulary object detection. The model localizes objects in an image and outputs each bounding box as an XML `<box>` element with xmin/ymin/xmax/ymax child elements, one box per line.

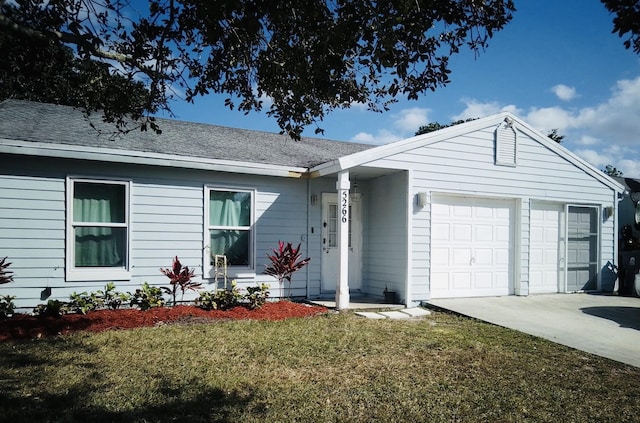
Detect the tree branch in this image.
<box><xmin>0</xmin><ymin>12</ymin><xmax>130</xmax><ymax>62</ymax></box>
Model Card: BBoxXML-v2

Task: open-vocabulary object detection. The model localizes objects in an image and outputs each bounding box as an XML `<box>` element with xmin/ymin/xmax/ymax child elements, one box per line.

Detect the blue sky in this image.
<box><xmin>163</xmin><ymin>1</ymin><xmax>640</xmax><ymax>176</ymax></box>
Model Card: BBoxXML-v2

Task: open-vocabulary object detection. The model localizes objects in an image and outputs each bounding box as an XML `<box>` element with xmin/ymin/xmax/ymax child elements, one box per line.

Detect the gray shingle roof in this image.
<box><xmin>0</xmin><ymin>100</ymin><xmax>373</xmax><ymax>168</ymax></box>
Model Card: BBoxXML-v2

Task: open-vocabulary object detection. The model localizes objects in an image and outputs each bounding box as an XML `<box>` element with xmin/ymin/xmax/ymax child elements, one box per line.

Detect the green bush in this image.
<box><xmin>0</xmin><ymin>295</ymin><xmax>16</xmax><ymax>318</ymax></box>
<box><xmin>33</xmin><ymin>299</ymin><xmax>68</xmax><ymax>317</ymax></box>
<box><xmin>245</xmin><ymin>283</ymin><xmax>270</xmax><ymax>309</ymax></box>
<box><xmin>129</xmin><ymin>282</ymin><xmax>165</xmax><ymax>310</ymax></box>
<box><xmin>97</xmin><ymin>282</ymin><xmax>130</xmax><ymax>310</ymax></box>
<box><xmin>68</xmin><ymin>291</ymin><xmax>103</xmax><ymax>315</ymax></box>
<box><xmin>195</xmin><ymin>281</ymin><xmax>242</xmax><ymax>311</ymax></box>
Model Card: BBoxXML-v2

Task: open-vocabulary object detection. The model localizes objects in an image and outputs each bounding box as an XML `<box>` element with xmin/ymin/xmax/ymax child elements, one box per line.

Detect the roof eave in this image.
<box><xmin>0</xmin><ymin>139</ymin><xmax>307</xmax><ymax>178</ymax></box>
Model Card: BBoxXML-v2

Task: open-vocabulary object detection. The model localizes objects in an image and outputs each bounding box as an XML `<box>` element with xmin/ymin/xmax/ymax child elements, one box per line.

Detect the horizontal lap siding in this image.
<box><xmin>365</xmin><ymin>172</ymin><xmax>407</xmax><ymax>301</ymax></box>
<box><xmin>367</xmin><ymin>127</ymin><xmax>616</xmax><ymax>301</ymax></box>
<box><xmin>1</xmin><ymin>155</ymin><xmax>309</xmax><ymax>308</ymax></box>
<box><xmin>0</xmin><ymin>170</ymin><xmax>67</xmax><ymax>309</ymax></box>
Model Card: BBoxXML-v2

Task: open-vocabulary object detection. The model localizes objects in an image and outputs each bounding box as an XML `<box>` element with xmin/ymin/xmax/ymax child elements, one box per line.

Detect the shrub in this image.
<box><xmin>264</xmin><ymin>241</ymin><xmax>311</xmax><ymax>298</ymax></box>
<box><xmin>160</xmin><ymin>256</ymin><xmax>202</xmax><ymax>305</ymax></box>
<box><xmin>0</xmin><ymin>257</ymin><xmax>14</xmax><ymax>285</ymax></box>
<box><xmin>68</xmin><ymin>291</ymin><xmax>103</xmax><ymax>315</ymax></box>
<box><xmin>130</xmin><ymin>282</ymin><xmax>165</xmax><ymax>311</ymax></box>
<box><xmin>97</xmin><ymin>282</ymin><xmax>130</xmax><ymax>310</ymax></box>
<box><xmin>195</xmin><ymin>281</ymin><xmax>242</xmax><ymax>311</ymax></box>
<box><xmin>0</xmin><ymin>295</ymin><xmax>16</xmax><ymax>318</ymax></box>
<box><xmin>33</xmin><ymin>300</ymin><xmax>68</xmax><ymax>317</ymax></box>
<box><xmin>245</xmin><ymin>283</ymin><xmax>270</xmax><ymax>309</ymax></box>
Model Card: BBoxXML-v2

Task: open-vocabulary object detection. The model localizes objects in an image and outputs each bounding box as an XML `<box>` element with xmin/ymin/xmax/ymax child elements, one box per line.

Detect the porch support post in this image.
<box><xmin>335</xmin><ymin>171</ymin><xmax>350</xmax><ymax>310</ymax></box>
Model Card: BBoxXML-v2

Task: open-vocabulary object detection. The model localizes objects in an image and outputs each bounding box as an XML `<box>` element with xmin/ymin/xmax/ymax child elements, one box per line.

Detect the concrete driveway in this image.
<box><xmin>427</xmin><ymin>293</ymin><xmax>640</xmax><ymax>368</ymax></box>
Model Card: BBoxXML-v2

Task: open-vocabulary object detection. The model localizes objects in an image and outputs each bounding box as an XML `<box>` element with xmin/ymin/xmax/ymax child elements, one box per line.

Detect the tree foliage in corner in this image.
<box><xmin>603</xmin><ymin>164</ymin><xmax>624</xmax><ymax>177</ymax></box>
<box><xmin>601</xmin><ymin>0</ymin><xmax>640</xmax><ymax>54</ymax></box>
<box><xmin>0</xmin><ymin>0</ymin><xmax>516</xmax><ymax>138</ymax></box>
<box><xmin>0</xmin><ymin>0</ymin><xmax>159</xmax><ymax>132</ymax></box>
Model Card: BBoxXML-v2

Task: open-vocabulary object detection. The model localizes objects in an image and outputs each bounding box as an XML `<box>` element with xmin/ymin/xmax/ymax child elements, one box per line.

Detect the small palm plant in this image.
<box><xmin>160</xmin><ymin>256</ymin><xmax>202</xmax><ymax>305</ymax></box>
<box><xmin>0</xmin><ymin>257</ymin><xmax>14</xmax><ymax>285</ymax></box>
<box><xmin>265</xmin><ymin>241</ymin><xmax>311</xmax><ymax>299</ymax></box>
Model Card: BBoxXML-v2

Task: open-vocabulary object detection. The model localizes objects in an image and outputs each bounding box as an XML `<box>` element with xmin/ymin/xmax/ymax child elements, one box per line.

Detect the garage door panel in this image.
<box><xmin>431</xmin><ymin>248</ymin><xmax>449</xmax><ymax>265</ymax></box>
<box><xmin>475</xmin><ymin>225</ymin><xmax>494</xmax><ymax>241</ymax></box>
<box><xmin>432</xmin><ymin>223</ymin><xmax>450</xmax><ymax>240</ymax></box>
<box><xmin>475</xmin><ymin>249</ymin><xmax>492</xmax><ymax>265</ymax></box>
<box><xmin>431</xmin><ymin>195</ymin><xmax>514</xmax><ymax>298</ymax></box>
<box><xmin>453</xmin><ymin>224</ymin><xmax>472</xmax><ymax>241</ymax></box>
<box><xmin>452</xmin><ymin>249</ymin><xmax>471</xmax><ymax>265</ymax></box>
<box><xmin>529</xmin><ymin>202</ymin><xmax>562</xmax><ymax>294</ymax></box>
<box><xmin>453</xmin><ymin>205</ymin><xmax>472</xmax><ymax>218</ymax></box>
<box><xmin>495</xmin><ymin>249</ymin><xmax>510</xmax><ymax>265</ymax></box>
<box><xmin>453</xmin><ymin>273</ymin><xmax>472</xmax><ymax>289</ymax></box>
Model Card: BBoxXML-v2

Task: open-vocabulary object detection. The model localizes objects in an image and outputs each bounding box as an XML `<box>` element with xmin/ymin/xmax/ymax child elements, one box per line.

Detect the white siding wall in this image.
<box><xmin>364</xmin><ymin>127</ymin><xmax>617</xmax><ymax>302</ymax></box>
<box><xmin>0</xmin><ymin>155</ymin><xmax>309</xmax><ymax>309</ymax></box>
<box><xmin>363</xmin><ymin>172</ymin><xmax>407</xmax><ymax>301</ymax></box>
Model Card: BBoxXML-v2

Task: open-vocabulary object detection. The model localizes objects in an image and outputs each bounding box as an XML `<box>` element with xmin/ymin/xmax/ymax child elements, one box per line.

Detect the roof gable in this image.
<box><xmin>311</xmin><ymin>112</ymin><xmax>624</xmax><ymax>192</ymax></box>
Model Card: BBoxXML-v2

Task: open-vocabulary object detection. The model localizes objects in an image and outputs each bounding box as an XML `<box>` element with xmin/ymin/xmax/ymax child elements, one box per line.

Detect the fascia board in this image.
<box><xmin>0</xmin><ymin>139</ymin><xmax>307</xmax><ymax>178</ymax></box>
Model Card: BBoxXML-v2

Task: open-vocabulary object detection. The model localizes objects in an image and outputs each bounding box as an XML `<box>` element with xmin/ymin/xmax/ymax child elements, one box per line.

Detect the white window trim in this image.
<box><xmin>65</xmin><ymin>177</ymin><xmax>131</xmax><ymax>281</ymax></box>
<box><xmin>203</xmin><ymin>186</ymin><xmax>256</xmax><ymax>278</ymax></box>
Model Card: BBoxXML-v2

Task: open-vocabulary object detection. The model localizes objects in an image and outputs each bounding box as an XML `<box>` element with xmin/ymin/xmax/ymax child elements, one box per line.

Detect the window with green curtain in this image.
<box><xmin>208</xmin><ymin>189</ymin><xmax>252</xmax><ymax>266</ymax></box>
<box><xmin>72</xmin><ymin>181</ymin><xmax>127</xmax><ymax>268</ymax></box>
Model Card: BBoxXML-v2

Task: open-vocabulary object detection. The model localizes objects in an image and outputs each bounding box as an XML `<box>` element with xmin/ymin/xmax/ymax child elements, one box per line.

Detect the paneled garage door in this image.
<box><xmin>529</xmin><ymin>202</ymin><xmax>563</xmax><ymax>294</ymax></box>
<box><xmin>431</xmin><ymin>195</ymin><xmax>514</xmax><ymax>298</ymax></box>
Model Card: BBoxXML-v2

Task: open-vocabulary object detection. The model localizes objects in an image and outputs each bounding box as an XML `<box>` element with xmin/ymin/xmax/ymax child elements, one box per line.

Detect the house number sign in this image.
<box><xmin>341</xmin><ymin>190</ymin><xmax>349</xmax><ymax>223</ymax></box>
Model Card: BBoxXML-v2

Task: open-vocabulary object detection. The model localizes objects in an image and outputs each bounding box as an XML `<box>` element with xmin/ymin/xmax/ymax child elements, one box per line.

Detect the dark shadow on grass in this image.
<box><xmin>0</xmin><ymin>383</ymin><xmax>255</xmax><ymax>423</ymax></box>
<box><xmin>0</xmin><ymin>337</ymin><xmax>256</xmax><ymax>423</ymax></box>
<box><xmin>580</xmin><ymin>306</ymin><xmax>640</xmax><ymax>331</ymax></box>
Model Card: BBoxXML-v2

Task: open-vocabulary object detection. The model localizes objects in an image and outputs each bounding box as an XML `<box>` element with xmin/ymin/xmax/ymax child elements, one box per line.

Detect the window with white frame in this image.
<box><xmin>66</xmin><ymin>178</ymin><xmax>130</xmax><ymax>281</ymax></box>
<box><xmin>206</xmin><ymin>188</ymin><xmax>254</xmax><ymax>273</ymax></box>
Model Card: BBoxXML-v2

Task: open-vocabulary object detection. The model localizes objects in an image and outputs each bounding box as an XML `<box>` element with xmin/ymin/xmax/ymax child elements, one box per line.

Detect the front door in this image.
<box><xmin>321</xmin><ymin>193</ymin><xmax>362</xmax><ymax>293</ymax></box>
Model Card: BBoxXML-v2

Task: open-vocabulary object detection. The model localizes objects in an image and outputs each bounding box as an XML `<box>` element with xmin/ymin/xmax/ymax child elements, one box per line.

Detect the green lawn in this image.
<box><xmin>1</xmin><ymin>311</ymin><xmax>639</xmax><ymax>422</ymax></box>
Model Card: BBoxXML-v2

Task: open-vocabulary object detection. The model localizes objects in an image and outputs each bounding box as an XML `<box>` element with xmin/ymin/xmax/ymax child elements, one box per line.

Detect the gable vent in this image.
<box><xmin>495</xmin><ymin>118</ymin><xmax>517</xmax><ymax>166</ymax></box>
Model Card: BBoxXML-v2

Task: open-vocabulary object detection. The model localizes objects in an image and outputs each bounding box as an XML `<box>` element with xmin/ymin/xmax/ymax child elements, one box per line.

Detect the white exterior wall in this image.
<box><xmin>362</xmin><ymin>126</ymin><xmax>617</xmax><ymax>303</ymax></box>
<box><xmin>363</xmin><ymin>172</ymin><xmax>408</xmax><ymax>301</ymax></box>
<box><xmin>0</xmin><ymin>155</ymin><xmax>309</xmax><ymax>310</ymax></box>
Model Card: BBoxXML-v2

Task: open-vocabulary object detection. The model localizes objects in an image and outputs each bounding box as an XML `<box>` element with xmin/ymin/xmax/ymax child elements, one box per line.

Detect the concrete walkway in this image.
<box><xmin>309</xmin><ymin>297</ymin><xmax>432</xmax><ymax>319</ymax></box>
<box><xmin>427</xmin><ymin>293</ymin><xmax>640</xmax><ymax>368</ymax></box>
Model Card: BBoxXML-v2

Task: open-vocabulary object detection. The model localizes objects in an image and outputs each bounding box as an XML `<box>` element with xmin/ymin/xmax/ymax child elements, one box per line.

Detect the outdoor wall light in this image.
<box><xmin>604</xmin><ymin>205</ymin><xmax>614</xmax><ymax>219</ymax></box>
<box><xmin>310</xmin><ymin>194</ymin><xmax>318</xmax><ymax>206</ymax></box>
<box><xmin>417</xmin><ymin>192</ymin><xmax>427</xmax><ymax>209</ymax></box>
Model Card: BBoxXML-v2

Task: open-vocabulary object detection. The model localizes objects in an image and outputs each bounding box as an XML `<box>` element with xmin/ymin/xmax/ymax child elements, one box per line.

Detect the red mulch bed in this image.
<box><xmin>0</xmin><ymin>302</ymin><xmax>328</xmax><ymax>342</ymax></box>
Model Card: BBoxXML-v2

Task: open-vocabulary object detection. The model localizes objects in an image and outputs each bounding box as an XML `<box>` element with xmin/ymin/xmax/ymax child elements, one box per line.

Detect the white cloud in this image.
<box><xmin>552</xmin><ymin>84</ymin><xmax>577</xmax><ymax>101</ymax></box>
<box><xmin>573</xmin><ymin>148</ymin><xmax>611</xmax><ymax>169</ymax></box>
<box><xmin>576</xmin><ymin>135</ymin><xmax>600</xmax><ymax>146</ymax></box>
<box><xmin>351</xmin><ymin>129</ymin><xmax>401</xmax><ymax>145</ymax></box>
<box><xmin>524</xmin><ymin>107</ymin><xmax>574</xmax><ymax>133</ymax></box>
<box><xmin>392</xmin><ymin>107</ymin><xmax>431</xmax><ymax>131</ymax></box>
<box><xmin>450</xmin><ymin>76</ymin><xmax>640</xmax><ymax>176</ymax></box>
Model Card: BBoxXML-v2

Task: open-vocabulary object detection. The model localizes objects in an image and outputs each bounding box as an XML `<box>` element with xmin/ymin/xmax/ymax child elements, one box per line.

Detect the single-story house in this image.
<box><xmin>0</xmin><ymin>100</ymin><xmax>624</xmax><ymax>310</ymax></box>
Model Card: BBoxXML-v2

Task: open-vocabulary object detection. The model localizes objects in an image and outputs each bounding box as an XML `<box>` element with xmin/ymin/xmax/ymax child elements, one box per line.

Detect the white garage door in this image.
<box><xmin>431</xmin><ymin>196</ymin><xmax>514</xmax><ymax>298</ymax></box>
<box><xmin>529</xmin><ymin>202</ymin><xmax>564</xmax><ymax>294</ymax></box>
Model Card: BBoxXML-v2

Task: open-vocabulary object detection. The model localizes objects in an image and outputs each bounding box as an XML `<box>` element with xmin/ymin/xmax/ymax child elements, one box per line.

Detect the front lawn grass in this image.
<box><xmin>1</xmin><ymin>311</ymin><xmax>639</xmax><ymax>422</ymax></box>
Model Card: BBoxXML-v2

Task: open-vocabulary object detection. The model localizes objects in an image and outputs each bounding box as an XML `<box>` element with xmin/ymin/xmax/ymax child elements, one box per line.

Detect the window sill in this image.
<box><xmin>66</xmin><ymin>268</ymin><xmax>131</xmax><ymax>282</ymax></box>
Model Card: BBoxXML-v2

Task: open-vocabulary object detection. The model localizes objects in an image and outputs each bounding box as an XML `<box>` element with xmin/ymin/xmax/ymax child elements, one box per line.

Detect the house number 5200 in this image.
<box><xmin>341</xmin><ymin>191</ymin><xmax>348</xmax><ymax>223</ymax></box>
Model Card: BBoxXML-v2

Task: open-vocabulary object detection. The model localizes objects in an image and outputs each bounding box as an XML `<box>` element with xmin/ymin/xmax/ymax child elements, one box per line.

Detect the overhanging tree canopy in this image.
<box><xmin>0</xmin><ymin>0</ymin><xmax>516</xmax><ymax>138</ymax></box>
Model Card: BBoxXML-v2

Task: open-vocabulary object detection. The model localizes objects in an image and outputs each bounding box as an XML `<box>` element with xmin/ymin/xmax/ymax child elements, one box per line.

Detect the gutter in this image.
<box><xmin>0</xmin><ymin>139</ymin><xmax>307</xmax><ymax>178</ymax></box>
